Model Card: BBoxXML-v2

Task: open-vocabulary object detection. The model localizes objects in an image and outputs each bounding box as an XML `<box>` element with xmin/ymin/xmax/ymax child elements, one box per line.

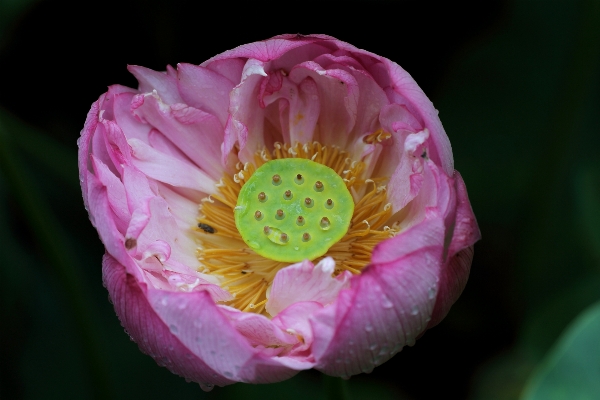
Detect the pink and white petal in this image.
<box><xmin>205</xmin><ymin>58</ymin><xmax>246</xmax><ymax>84</ymax></box>
<box><xmin>266</xmin><ymin>257</ymin><xmax>351</xmax><ymax>316</ymax></box>
<box><xmin>311</xmin><ymin>217</ymin><xmax>445</xmax><ymax>377</ymax></box>
<box><xmin>270</xmin><ymin>43</ymin><xmax>333</xmax><ymax>72</ymax></box>
<box><xmin>91</xmin><ymin>155</ymin><xmax>129</xmax><ymax>232</ymax></box>
<box><xmin>289</xmin><ymin>62</ymin><xmax>358</xmax><ymax>148</ymax></box>
<box><xmin>225</xmin><ymin>63</ymin><xmax>268</xmax><ymax>164</ymax></box>
<box><xmin>86</xmin><ymin>172</ymin><xmax>131</xmax><ymax>269</ymax></box>
<box><xmin>203</xmin><ymin>36</ymin><xmax>331</xmax><ymax>65</ymax></box>
<box><xmin>382</xmin><ymin>59</ymin><xmax>453</xmax><ymax>175</ymax></box>
<box><xmin>427</xmin><ymin>245</ymin><xmax>474</xmax><ymax>329</ymax></box>
<box><xmin>272</xmin><ymin>301</ymin><xmax>323</xmax><ymax>354</ymax></box>
<box><xmin>147</xmin><ymin>129</ymin><xmax>195</xmax><ymax>165</ymax></box>
<box><xmin>102</xmin><ymin>254</ymin><xmax>234</xmax><ymax>386</ymax></box>
<box><xmin>219</xmin><ymin>307</ymin><xmax>298</xmax><ymax>347</ymax></box>
<box><xmin>176</xmin><ymin>63</ymin><xmax>234</xmax><ymax>127</ymax></box>
<box><xmin>132</xmin><ymin>93</ymin><xmax>224</xmax><ymax>180</ymax></box>
<box><xmin>128</xmin><ymin>65</ymin><xmax>183</xmax><ymax>104</ymax></box>
<box><xmin>121</xmin><ymin>165</ymin><xmax>156</xmax><ymax>214</ymax></box>
<box><xmin>346</xmin><ymin>69</ymin><xmax>390</xmax><ymax>147</ymax></box>
<box><xmin>99</xmin><ymin>84</ymin><xmax>138</xmax><ymax>121</ymax></box>
<box><xmin>128</xmin><ymin>138</ymin><xmax>215</xmax><ymax>194</ymax></box>
<box><xmin>79</xmin><ymin>98</ymin><xmax>102</xmax><ymax>212</ymax></box>
<box><xmin>386</xmin><ymin>129</ymin><xmax>429</xmax><ymax>213</ymax></box>
<box><xmin>99</xmin><ymin>119</ymin><xmax>133</xmax><ymax>176</ymax></box>
<box><xmin>113</xmin><ymin>92</ymin><xmax>151</xmax><ymax>142</ymax></box>
<box><xmin>448</xmin><ymin>172</ymin><xmax>481</xmax><ymax>257</ymax></box>
<box><xmin>145</xmin><ymin>282</ymin><xmax>311</xmax><ymax>382</ymax></box>
<box><xmin>155</xmin><ymin>183</ymin><xmax>201</xmax><ymax>229</ymax></box>
<box><xmin>135</xmin><ymin>197</ymin><xmax>198</xmax><ymax>268</ymax></box>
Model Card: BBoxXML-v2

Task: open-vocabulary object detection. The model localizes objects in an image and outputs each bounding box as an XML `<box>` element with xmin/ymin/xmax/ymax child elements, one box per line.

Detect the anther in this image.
<box><xmin>303</xmin><ymin>232</ymin><xmax>311</xmax><ymax>241</ymax></box>
<box><xmin>258</xmin><ymin>192</ymin><xmax>266</xmax><ymax>201</ymax></box>
<box><xmin>254</xmin><ymin>210</ymin><xmax>262</xmax><ymax>219</ymax></box>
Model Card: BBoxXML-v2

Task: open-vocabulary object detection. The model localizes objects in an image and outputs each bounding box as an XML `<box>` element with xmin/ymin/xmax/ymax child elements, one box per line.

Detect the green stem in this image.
<box><xmin>322</xmin><ymin>374</ymin><xmax>349</xmax><ymax>400</ymax></box>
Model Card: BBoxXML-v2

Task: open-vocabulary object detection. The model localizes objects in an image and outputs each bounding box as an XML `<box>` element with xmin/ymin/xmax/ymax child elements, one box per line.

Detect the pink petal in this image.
<box><xmin>131</xmin><ymin>93</ymin><xmax>224</xmax><ymax>180</ymax></box>
<box><xmin>311</xmin><ymin>217</ymin><xmax>445</xmax><ymax>377</ymax></box>
<box><xmin>203</xmin><ymin>36</ymin><xmax>329</xmax><ymax>64</ymax></box>
<box><xmin>272</xmin><ymin>301</ymin><xmax>324</xmax><ymax>355</ymax></box>
<box><xmin>91</xmin><ymin>155</ymin><xmax>129</xmax><ymax>232</ymax></box>
<box><xmin>112</xmin><ymin>92</ymin><xmax>151</xmax><ymax>142</ymax></box>
<box><xmin>382</xmin><ymin>59</ymin><xmax>453</xmax><ymax>175</ymax></box>
<box><xmin>78</xmin><ymin>98</ymin><xmax>101</xmax><ymax>212</ymax></box>
<box><xmin>176</xmin><ymin>63</ymin><xmax>234</xmax><ymax>127</ymax></box>
<box><xmin>128</xmin><ymin>138</ymin><xmax>215</xmax><ymax>194</ymax></box>
<box><xmin>219</xmin><ymin>307</ymin><xmax>298</xmax><ymax>347</ymax></box>
<box><xmin>128</xmin><ymin>65</ymin><xmax>183</xmax><ymax>104</ymax></box>
<box><xmin>266</xmin><ymin>258</ymin><xmax>351</xmax><ymax>316</ymax></box>
<box><xmin>205</xmin><ymin>58</ymin><xmax>245</xmax><ymax>84</ymax></box>
<box><xmin>102</xmin><ymin>254</ymin><xmax>233</xmax><ymax>386</ymax></box>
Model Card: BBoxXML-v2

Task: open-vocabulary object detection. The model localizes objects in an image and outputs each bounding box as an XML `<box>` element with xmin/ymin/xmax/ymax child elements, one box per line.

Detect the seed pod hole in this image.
<box><xmin>295</xmin><ymin>174</ymin><xmax>304</xmax><ymax>185</ymax></box>
<box><xmin>302</xmin><ymin>232</ymin><xmax>311</xmax><ymax>242</ymax></box>
<box><xmin>276</xmin><ymin>209</ymin><xmax>285</xmax><ymax>220</ymax></box>
<box><xmin>315</xmin><ymin>181</ymin><xmax>324</xmax><ymax>192</ymax></box>
<box><xmin>320</xmin><ymin>217</ymin><xmax>331</xmax><ymax>230</ymax></box>
<box><xmin>325</xmin><ymin>198</ymin><xmax>334</xmax><ymax>209</ymax></box>
<box><xmin>258</xmin><ymin>192</ymin><xmax>267</xmax><ymax>202</ymax></box>
<box><xmin>272</xmin><ymin>174</ymin><xmax>281</xmax><ymax>185</ymax></box>
<box><xmin>284</xmin><ymin>190</ymin><xmax>293</xmax><ymax>200</ymax></box>
<box><xmin>296</xmin><ymin>216</ymin><xmax>305</xmax><ymax>226</ymax></box>
<box><xmin>304</xmin><ymin>197</ymin><xmax>314</xmax><ymax>208</ymax></box>
<box><xmin>254</xmin><ymin>210</ymin><xmax>263</xmax><ymax>220</ymax></box>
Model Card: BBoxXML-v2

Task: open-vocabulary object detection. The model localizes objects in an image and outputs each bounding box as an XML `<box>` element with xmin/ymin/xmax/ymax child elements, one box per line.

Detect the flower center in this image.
<box><xmin>195</xmin><ymin>141</ymin><xmax>398</xmax><ymax>315</ymax></box>
<box><xmin>234</xmin><ymin>158</ymin><xmax>354</xmax><ymax>262</ymax></box>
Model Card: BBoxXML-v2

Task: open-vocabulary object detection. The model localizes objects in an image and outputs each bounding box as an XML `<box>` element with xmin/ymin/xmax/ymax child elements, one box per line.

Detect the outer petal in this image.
<box><xmin>102</xmin><ymin>254</ymin><xmax>234</xmax><ymax>386</ymax></box>
<box><xmin>427</xmin><ymin>172</ymin><xmax>481</xmax><ymax>328</ymax></box>
<box><xmin>311</xmin><ymin>217</ymin><xmax>445</xmax><ymax>377</ymax></box>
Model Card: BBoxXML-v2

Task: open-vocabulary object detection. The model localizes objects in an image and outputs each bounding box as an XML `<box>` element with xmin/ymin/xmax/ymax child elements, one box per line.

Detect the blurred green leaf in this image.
<box><xmin>0</xmin><ymin>0</ymin><xmax>42</xmax><ymax>49</ymax></box>
<box><xmin>0</xmin><ymin>107</ymin><xmax>78</xmax><ymax>189</ymax></box>
<box><xmin>521</xmin><ymin>300</ymin><xmax>600</xmax><ymax>400</ymax></box>
<box><xmin>576</xmin><ymin>165</ymin><xmax>600</xmax><ymax>263</ymax></box>
<box><xmin>0</xmin><ymin>111</ymin><xmax>112</xmax><ymax>399</ymax></box>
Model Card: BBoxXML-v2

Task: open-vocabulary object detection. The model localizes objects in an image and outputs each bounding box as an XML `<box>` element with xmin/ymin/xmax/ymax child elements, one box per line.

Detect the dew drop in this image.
<box><xmin>369</xmin><ymin>344</ymin><xmax>378</xmax><ymax>351</ymax></box>
<box><xmin>199</xmin><ymin>383</ymin><xmax>214</xmax><ymax>392</ymax></box>
<box><xmin>365</xmin><ymin>324</ymin><xmax>373</xmax><ymax>332</ymax></box>
<box><xmin>428</xmin><ymin>286</ymin><xmax>436</xmax><ymax>299</ymax></box>
<box><xmin>410</xmin><ymin>305</ymin><xmax>419</xmax><ymax>315</ymax></box>
<box><xmin>381</xmin><ymin>296</ymin><xmax>393</xmax><ymax>309</ymax></box>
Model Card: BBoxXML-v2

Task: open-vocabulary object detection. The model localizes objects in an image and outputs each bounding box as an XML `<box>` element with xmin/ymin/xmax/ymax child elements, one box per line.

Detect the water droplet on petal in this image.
<box><xmin>381</xmin><ymin>296</ymin><xmax>393</xmax><ymax>309</ymax></box>
<box><xmin>369</xmin><ymin>344</ymin><xmax>378</xmax><ymax>351</ymax></box>
<box><xmin>199</xmin><ymin>383</ymin><xmax>214</xmax><ymax>392</ymax></box>
<box><xmin>428</xmin><ymin>286</ymin><xmax>436</xmax><ymax>299</ymax></box>
<box><xmin>365</xmin><ymin>324</ymin><xmax>373</xmax><ymax>332</ymax></box>
<box><xmin>410</xmin><ymin>305</ymin><xmax>419</xmax><ymax>315</ymax></box>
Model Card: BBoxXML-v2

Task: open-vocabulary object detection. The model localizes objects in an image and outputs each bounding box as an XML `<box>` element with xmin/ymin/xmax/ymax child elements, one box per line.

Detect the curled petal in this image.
<box><xmin>266</xmin><ymin>257</ymin><xmax>351</xmax><ymax>316</ymax></box>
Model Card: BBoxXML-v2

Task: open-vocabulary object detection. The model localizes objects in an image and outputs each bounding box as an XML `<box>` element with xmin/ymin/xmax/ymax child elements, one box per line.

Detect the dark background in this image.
<box><xmin>1</xmin><ymin>1</ymin><xmax>599</xmax><ymax>399</ymax></box>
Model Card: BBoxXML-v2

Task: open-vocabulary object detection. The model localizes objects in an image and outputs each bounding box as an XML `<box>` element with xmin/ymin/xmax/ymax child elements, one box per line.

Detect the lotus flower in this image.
<box><xmin>78</xmin><ymin>34</ymin><xmax>480</xmax><ymax>389</ymax></box>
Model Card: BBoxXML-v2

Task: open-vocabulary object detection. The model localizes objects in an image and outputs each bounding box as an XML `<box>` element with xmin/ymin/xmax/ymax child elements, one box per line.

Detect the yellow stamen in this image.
<box><xmin>195</xmin><ymin>140</ymin><xmax>398</xmax><ymax>316</ymax></box>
